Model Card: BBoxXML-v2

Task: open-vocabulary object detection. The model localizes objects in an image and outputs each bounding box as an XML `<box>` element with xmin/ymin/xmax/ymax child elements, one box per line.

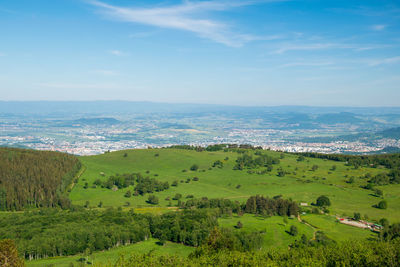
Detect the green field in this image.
<box><xmin>301</xmin><ymin>214</ymin><xmax>376</xmax><ymax>241</ymax></box>
<box><xmin>219</xmin><ymin>214</ymin><xmax>314</xmax><ymax>248</ymax></box>
<box><xmin>26</xmin><ymin>238</ymin><xmax>194</xmax><ymax>267</ymax></box>
<box><xmin>70</xmin><ymin>148</ymin><xmax>400</xmax><ymax>222</ymax></box>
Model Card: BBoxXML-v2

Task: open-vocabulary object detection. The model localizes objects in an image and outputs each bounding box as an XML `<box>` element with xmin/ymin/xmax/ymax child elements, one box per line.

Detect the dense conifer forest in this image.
<box><xmin>0</xmin><ymin>147</ymin><xmax>81</xmax><ymax>210</ymax></box>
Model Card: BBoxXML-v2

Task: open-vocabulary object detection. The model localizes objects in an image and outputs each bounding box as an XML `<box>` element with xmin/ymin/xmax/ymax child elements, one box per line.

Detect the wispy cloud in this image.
<box><xmin>279</xmin><ymin>61</ymin><xmax>333</xmax><ymax>68</ymax></box>
<box><xmin>368</xmin><ymin>56</ymin><xmax>400</xmax><ymax>66</ymax></box>
<box><xmin>38</xmin><ymin>82</ymin><xmax>118</xmax><ymax>89</ymax></box>
<box><xmin>109</xmin><ymin>50</ymin><xmax>125</xmax><ymax>56</ymax></box>
<box><xmin>91</xmin><ymin>69</ymin><xmax>119</xmax><ymax>76</ymax></box>
<box><xmin>273</xmin><ymin>42</ymin><xmax>388</xmax><ymax>54</ymax></box>
<box><xmin>371</xmin><ymin>24</ymin><xmax>387</xmax><ymax>31</ymax></box>
<box><xmin>89</xmin><ymin>0</ymin><xmax>283</xmax><ymax>47</ymax></box>
<box><xmin>0</xmin><ymin>53</ymin><xmax>5</xmax><ymax>57</ymax></box>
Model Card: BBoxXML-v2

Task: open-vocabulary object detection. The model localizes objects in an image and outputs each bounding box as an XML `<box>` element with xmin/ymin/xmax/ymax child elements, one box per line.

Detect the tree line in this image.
<box><xmin>182</xmin><ymin>195</ymin><xmax>299</xmax><ymax>217</ymax></box>
<box><xmin>0</xmin><ymin>147</ymin><xmax>81</xmax><ymax>211</ymax></box>
<box><xmin>296</xmin><ymin>152</ymin><xmax>400</xmax><ymax>170</ymax></box>
<box><xmin>0</xmin><ymin>208</ymin><xmax>218</xmax><ymax>261</ymax></box>
<box><xmin>233</xmin><ymin>153</ymin><xmax>280</xmax><ymax>170</ymax></box>
<box><xmin>93</xmin><ymin>173</ymin><xmax>170</xmax><ymax>195</ymax></box>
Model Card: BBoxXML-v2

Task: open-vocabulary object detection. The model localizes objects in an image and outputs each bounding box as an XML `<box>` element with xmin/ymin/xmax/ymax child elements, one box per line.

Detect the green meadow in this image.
<box><xmin>70</xmin><ymin>148</ymin><xmax>400</xmax><ymax>222</ymax></box>
<box><xmin>26</xmin><ymin>239</ymin><xmax>194</xmax><ymax>267</ymax></box>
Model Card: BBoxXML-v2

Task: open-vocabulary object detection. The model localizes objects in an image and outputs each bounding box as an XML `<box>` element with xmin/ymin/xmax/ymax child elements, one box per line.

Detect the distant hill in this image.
<box><xmin>72</xmin><ymin>117</ymin><xmax>121</xmax><ymax>125</ymax></box>
<box><xmin>1</xmin><ymin>101</ymin><xmax>400</xmax><ymax>116</ymax></box>
<box><xmin>378</xmin><ymin>127</ymin><xmax>400</xmax><ymax>139</ymax></box>
<box><xmin>314</xmin><ymin>112</ymin><xmax>362</xmax><ymax>124</ymax></box>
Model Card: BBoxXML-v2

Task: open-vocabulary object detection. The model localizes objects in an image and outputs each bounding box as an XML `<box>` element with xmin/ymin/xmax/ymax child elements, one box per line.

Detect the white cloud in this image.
<box><xmin>91</xmin><ymin>69</ymin><xmax>119</xmax><ymax>76</ymax></box>
<box><xmin>279</xmin><ymin>61</ymin><xmax>333</xmax><ymax>68</ymax></box>
<box><xmin>109</xmin><ymin>50</ymin><xmax>124</xmax><ymax>56</ymax></box>
<box><xmin>0</xmin><ymin>53</ymin><xmax>5</xmax><ymax>57</ymax></box>
<box><xmin>89</xmin><ymin>0</ymin><xmax>283</xmax><ymax>47</ymax></box>
<box><xmin>371</xmin><ymin>24</ymin><xmax>387</xmax><ymax>31</ymax></box>
<box><xmin>368</xmin><ymin>56</ymin><xmax>400</xmax><ymax>66</ymax></box>
<box><xmin>38</xmin><ymin>82</ymin><xmax>118</xmax><ymax>89</ymax></box>
<box><xmin>273</xmin><ymin>43</ymin><xmax>387</xmax><ymax>54</ymax></box>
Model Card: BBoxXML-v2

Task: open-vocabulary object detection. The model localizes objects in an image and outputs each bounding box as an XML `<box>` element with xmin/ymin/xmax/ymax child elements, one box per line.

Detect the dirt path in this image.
<box><xmin>298</xmin><ymin>215</ymin><xmax>317</xmax><ymax>240</ymax></box>
<box><xmin>68</xmin><ymin>165</ymin><xmax>86</xmax><ymax>191</ymax></box>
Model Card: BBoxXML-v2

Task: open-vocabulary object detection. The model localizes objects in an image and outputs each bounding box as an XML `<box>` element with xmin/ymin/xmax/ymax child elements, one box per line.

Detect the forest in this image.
<box><xmin>0</xmin><ymin>208</ymin><xmax>218</xmax><ymax>260</ymax></box>
<box><xmin>0</xmin><ymin>147</ymin><xmax>81</xmax><ymax>211</ymax></box>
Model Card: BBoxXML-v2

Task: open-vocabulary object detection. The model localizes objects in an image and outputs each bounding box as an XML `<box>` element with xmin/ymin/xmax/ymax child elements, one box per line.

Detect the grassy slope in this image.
<box><xmin>301</xmin><ymin>214</ymin><xmax>376</xmax><ymax>241</ymax></box>
<box><xmin>218</xmin><ymin>214</ymin><xmax>314</xmax><ymax>248</ymax></box>
<box><xmin>70</xmin><ymin>148</ymin><xmax>400</xmax><ymax>222</ymax></box>
<box><xmin>26</xmin><ymin>239</ymin><xmax>194</xmax><ymax>267</ymax></box>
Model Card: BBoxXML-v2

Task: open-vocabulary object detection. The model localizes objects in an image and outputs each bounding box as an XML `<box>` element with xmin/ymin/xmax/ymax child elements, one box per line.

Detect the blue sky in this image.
<box><xmin>0</xmin><ymin>0</ymin><xmax>399</xmax><ymax>106</ymax></box>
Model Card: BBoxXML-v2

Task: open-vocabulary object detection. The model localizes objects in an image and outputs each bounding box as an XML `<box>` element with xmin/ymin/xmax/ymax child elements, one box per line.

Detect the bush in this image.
<box><xmin>374</xmin><ymin>188</ymin><xmax>383</xmax><ymax>197</ymax></box>
<box><xmin>289</xmin><ymin>225</ymin><xmax>298</xmax><ymax>236</ymax></box>
<box><xmin>124</xmin><ymin>190</ymin><xmax>132</xmax><ymax>198</ymax></box>
<box><xmin>190</xmin><ymin>164</ymin><xmax>199</xmax><ymax>171</ymax></box>
<box><xmin>173</xmin><ymin>193</ymin><xmax>182</xmax><ymax>200</ymax></box>
<box><xmin>147</xmin><ymin>195</ymin><xmax>159</xmax><ymax>205</ymax></box>
<box><xmin>377</xmin><ymin>200</ymin><xmax>387</xmax><ymax>209</ymax></box>
<box><xmin>311</xmin><ymin>165</ymin><xmax>319</xmax><ymax>171</ymax></box>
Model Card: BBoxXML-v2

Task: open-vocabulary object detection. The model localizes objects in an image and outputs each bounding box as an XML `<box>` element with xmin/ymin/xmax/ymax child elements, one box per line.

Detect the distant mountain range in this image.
<box><xmin>1</xmin><ymin>101</ymin><xmax>400</xmax><ymax>116</ymax></box>
<box><xmin>302</xmin><ymin>127</ymin><xmax>400</xmax><ymax>143</ymax></box>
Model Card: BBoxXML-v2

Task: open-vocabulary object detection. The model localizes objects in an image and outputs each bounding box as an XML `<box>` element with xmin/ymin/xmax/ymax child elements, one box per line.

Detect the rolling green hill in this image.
<box><xmin>70</xmin><ymin>148</ymin><xmax>400</xmax><ymax>222</ymax></box>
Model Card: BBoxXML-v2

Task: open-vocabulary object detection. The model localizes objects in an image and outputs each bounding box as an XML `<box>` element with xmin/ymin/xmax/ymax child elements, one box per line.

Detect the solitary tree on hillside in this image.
<box><xmin>173</xmin><ymin>193</ymin><xmax>182</xmax><ymax>200</ymax></box>
<box><xmin>316</xmin><ymin>195</ymin><xmax>331</xmax><ymax>207</ymax></box>
<box><xmin>377</xmin><ymin>200</ymin><xmax>387</xmax><ymax>209</ymax></box>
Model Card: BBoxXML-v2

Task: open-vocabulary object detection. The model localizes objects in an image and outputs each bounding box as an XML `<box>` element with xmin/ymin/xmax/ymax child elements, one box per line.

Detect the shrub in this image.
<box><xmin>147</xmin><ymin>195</ymin><xmax>159</xmax><ymax>205</ymax></box>
<box><xmin>289</xmin><ymin>225</ymin><xmax>298</xmax><ymax>236</ymax></box>
<box><xmin>124</xmin><ymin>190</ymin><xmax>132</xmax><ymax>198</ymax></box>
<box><xmin>173</xmin><ymin>193</ymin><xmax>182</xmax><ymax>200</ymax></box>
<box><xmin>377</xmin><ymin>200</ymin><xmax>387</xmax><ymax>209</ymax></box>
<box><xmin>190</xmin><ymin>164</ymin><xmax>199</xmax><ymax>171</ymax></box>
